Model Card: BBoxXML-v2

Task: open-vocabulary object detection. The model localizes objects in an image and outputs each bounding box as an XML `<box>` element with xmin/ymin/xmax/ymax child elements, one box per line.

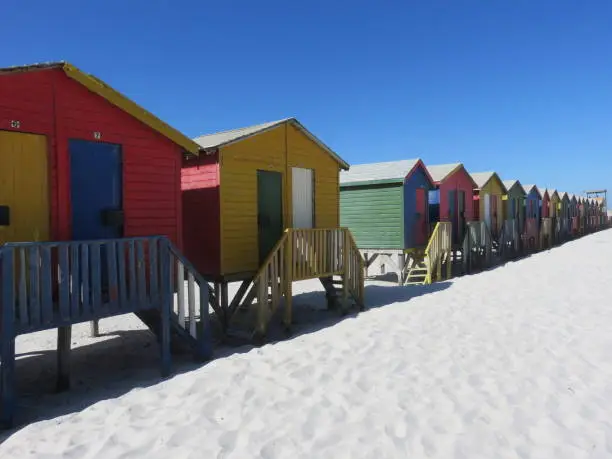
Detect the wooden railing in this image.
<box><xmin>571</xmin><ymin>216</ymin><xmax>579</xmax><ymax>233</ymax></box>
<box><xmin>0</xmin><ymin>237</ymin><xmax>170</xmax><ymax>335</ymax></box>
<box><xmin>522</xmin><ymin>218</ymin><xmax>539</xmax><ymax>251</ymax></box>
<box><xmin>168</xmin><ymin>243</ymin><xmax>213</xmax><ymax>359</ymax></box>
<box><xmin>502</xmin><ymin>219</ymin><xmax>519</xmax><ymax>253</ymax></box>
<box><xmin>424</xmin><ymin>222</ymin><xmax>452</xmax><ymax>284</ymax></box>
<box><xmin>466</xmin><ymin>221</ymin><xmax>492</xmax><ymax>251</ymax></box>
<box><xmin>0</xmin><ymin>236</ymin><xmax>214</xmax><ymax>427</ymax></box>
<box><xmin>252</xmin><ymin>228</ymin><xmax>364</xmax><ymax>338</ymax></box>
<box><xmin>540</xmin><ymin>218</ymin><xmax>553</xmax><ymax>249</ymax></box>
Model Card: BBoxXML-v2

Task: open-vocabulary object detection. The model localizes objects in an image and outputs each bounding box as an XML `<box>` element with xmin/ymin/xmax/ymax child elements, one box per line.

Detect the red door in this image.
<box><xmin>415</xmin><ymin>188</ymin><xmax>427</xmax><ymax>245</ymax></box>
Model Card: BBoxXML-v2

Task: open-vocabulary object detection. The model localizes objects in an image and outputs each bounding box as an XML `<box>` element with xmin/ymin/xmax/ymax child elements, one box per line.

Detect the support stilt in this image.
<box><xmin>90</xmin><ymin>319</ymin><xmax>100</xmax><ymax>337</ymax></box>
<box><xmin>56</xmin><ymin>326</ymin><xmax>72</xmax><ymax>392</ymax></box>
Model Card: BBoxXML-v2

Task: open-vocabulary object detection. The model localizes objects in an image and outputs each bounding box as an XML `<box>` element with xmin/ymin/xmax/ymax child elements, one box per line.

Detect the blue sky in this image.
<box><xmin>3</xmin><ymin>1</ymin><xmax>612</xmax><ymax>196</ymax></box>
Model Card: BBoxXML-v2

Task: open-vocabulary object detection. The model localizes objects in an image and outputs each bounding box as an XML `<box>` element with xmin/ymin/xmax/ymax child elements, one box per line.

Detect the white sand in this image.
<box><xmin>2</xmin><ymin>230</ymin><xmax>612</xmax><ymax>458</ymax></box>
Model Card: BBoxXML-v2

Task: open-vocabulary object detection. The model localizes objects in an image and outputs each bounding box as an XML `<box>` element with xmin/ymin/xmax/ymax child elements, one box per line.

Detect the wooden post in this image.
<box><xmin>255</xmin><ymin>276</ymin><xmax>267</xmax><ymax>342</ymax></box>
<box><xmin>396</xmin><ymin>253</ymin><xmax>405</xmax><ymax>286</ymax></box>
<box><xmin>220</xmin><ymin>282</ymin><xmax>228</xmax><ymax>328</ymax></box>
<box><xmin>90</xmin><ymin>319</ymin><xmax>100</xmax><ymax>337</ymax></box>
<box><xmin>56</xmin><ymin>326</ymin><xmax>72</xmax><ymax>391</ymax></box>
<box><xmin>283</xmin><ymin>232</ymin><xmax>293</xmax><ymax>331</ymax></box>
<box><xmin>1</xmin><ymin>249</ymin><xmax>16</xmax><ymax>428</ymax></box>
<box><xmin>197</xmin><ymin>280</ymin><xmax>213</xmax><ymax>361</ymax></box>
<box><xmin>159</xmin><ymin>239</ymin><xmax>171</xmax><ymax>377</ymax></box>
<box><xmin>342</xmin><ymin>230</ymin><xmax>350</xmax><ymax>313</ymax></box>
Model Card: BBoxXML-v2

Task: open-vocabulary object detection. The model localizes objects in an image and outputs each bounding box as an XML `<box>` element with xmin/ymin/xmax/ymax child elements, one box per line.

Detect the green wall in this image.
<box><xmin>340</xmin><ymin>183</ymin><xmax>404</xmax><ymax>249</ymax></box>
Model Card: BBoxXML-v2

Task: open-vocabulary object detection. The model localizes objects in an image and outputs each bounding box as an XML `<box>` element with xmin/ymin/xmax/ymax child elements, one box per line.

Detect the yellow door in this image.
<box><xmin>0</xmin><ymin>130</ymin><xmax>50</xmax><ymax>244</ymax></box>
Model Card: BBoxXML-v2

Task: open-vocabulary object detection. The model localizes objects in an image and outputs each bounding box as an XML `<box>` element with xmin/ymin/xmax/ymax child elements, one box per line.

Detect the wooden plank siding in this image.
<box><xmin>340</xmin><ymin>183</ymin><xmax>404</xmax><ymax>249</ymax></box>
<box><xmin>219</xmin><ymin>124</ymin><xmax>342</xmax><ymax>275</ymax></box>
<box><xmin>181</xmin><ymin>153</ymin><xmax>221</xmax><ymax>276</ymax></box>
<box><xmin>0</xmin><ymin>67</ymin><xmax>186</xmax><ymax>247</ymax></box>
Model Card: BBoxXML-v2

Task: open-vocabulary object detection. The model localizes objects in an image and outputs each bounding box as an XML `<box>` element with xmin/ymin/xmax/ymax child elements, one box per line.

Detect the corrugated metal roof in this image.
<box><xmin>340</xmin><ymin>159</ymin><xmax>421</xmax><ymax>185</ymax></box>
<box><xmin>546</xmin><ymin>188</ymin><xmax>559</xmax><ymax>199</ymax></box>
<box><xmin>0</xmin><ymin>61</ymin><xmax>202</xmax><ymax>155</ymax></box>
<box><xmin>426</xmin><ymin>163</ymin><xmax>461</xmax><ymax>183</ymax></box>
<box><xmin>502</xmin><ymin>180</ymin><xmax>526</xmax><ymax>195</ymax></box>
<box><xmin>194</xmin><ymin>119</ymin><xmax>290</xmax><ymax>149</ymax></box>
<box><xmin>469</xmin><ymin>171</ymin><xmax>507</xmax><ymax>192</ymax></box>
<box><xmin>193</xmin><ymin>118</ymin><xmax>350</xmax><ymax>170</ymax></box>
<box><xmin>522</xmin><ymin>184</ymin><xmax>541</xmax><ymax>197</ymax></box>
<box><xmin>469</xmin><ymin>171</ymin><xmax>494</xmax><ymax>189</ymax></box>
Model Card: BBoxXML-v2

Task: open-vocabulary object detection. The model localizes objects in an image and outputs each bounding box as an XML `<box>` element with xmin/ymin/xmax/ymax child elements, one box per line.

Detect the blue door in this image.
<box><xmin>70</xmin><ymin>140</ymin><xmax>123</xmax><ymax>239</ymax></box>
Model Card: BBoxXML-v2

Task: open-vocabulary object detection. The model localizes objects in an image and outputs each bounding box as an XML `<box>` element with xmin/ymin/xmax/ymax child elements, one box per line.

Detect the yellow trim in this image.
<box><xmin>62</xmin><ymin>63</ymin><xmax>201</xmax><ymax>155</ymax></box>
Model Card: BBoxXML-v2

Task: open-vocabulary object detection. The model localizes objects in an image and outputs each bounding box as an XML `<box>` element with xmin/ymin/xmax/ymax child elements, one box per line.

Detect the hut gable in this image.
<box><xmin>427</xmin><ymin>163</ymin><xmax>462</xmax><ymax>184</ymax></box>
<box><xmin>522</xmin><ymin>184</ymin><xmax>542</xmax><ymax>199</ymax></box>
<box><xmin>194</xmin><ymin>118</ymin><xmax>349</xmax><ymax>170</ymax></box>
<box><xmin>470</xmin><ymin>171</ymin><xmax>507</xmax><ymax>193</ymax></box>
<box><xmin>502</xmin><ymin>180</ymin><xmax>526</xmax><ymax>197</ymax></box>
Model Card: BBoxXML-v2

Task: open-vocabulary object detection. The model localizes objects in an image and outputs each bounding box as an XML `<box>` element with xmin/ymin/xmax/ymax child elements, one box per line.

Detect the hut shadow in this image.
<box><xmin>2</xmin><ymin>280</ymin><xmax>452</xmax><ymax>440</ymax></box>
<box><xmin>1</xmin><ymin>326</ymin><xmax>253</xmax><ymax>442</ymax></box>
<box><xmin>232</xmin><ymin>280</ymin><xmax>453</xmax><ymax>344</ymax></box>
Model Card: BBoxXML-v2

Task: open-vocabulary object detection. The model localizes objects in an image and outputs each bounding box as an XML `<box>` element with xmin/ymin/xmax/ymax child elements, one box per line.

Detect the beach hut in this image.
<box><xmin>469</xmin><ymin>171</ymin><xmax>507</xmax><ymax>238</ymax></box>
<box><xmin>540</xmin><ymin>187</ymin><xmax>551</xmax><ymax>219</ymax></box>
<box><xmin>0</xmin><ymin>61</ymin><xmax>214</xmax><ymax>426</ymax></box>
<box><xmin>538</xmin><ymin>187</ymin><xmax>553</xmax><ymax>248</ymax></box>
<box><xmin>182</xmin><ymin>118</ymin><xmax>364</xmax><ymax>336</ymax></box>
<box><xmin>340</xmin><ymin>159</ymin><xmax>446</xmax><ymax>285</ymax></box>
<box><xmin>546</xmin><ymin>189</ymin><xmax>561</xmax><ymax>243</ymax></box>
<box><xmin>558</xmin><ymin>192</ymin><xmax>571</xmax><ymax>239</ymax></box>
<box><xmin>522</xmin><ymin>184</ymin><xmax>542</xmax><ymax>251</ymax></box>
<box><xmin>0</xmin><ymin>62</ymin><xmax>201</xmax><ymax>244</ymax></box>
<box><xmin>426</xmin><ymin>163</ymin><xmax>477</xmax><ymax>247</ymax></box>
<box><xmin>502</xmin><ymin>180</ymin><xmax>526</xmax><ymax>227</ymax></box>
<box><xmin>567</xmin><ymin>194</ymin><xmax>578</xmax><ymax>235</ymax></box>
<box><xmin>501</xmin><ymin>179</ymin><xmax>526</xmax><ymax>254</ymax></box>
<box><xmin>547</xmin><ymin>189</ymin><xmax>560</xmax><ymax>219</ymax></box>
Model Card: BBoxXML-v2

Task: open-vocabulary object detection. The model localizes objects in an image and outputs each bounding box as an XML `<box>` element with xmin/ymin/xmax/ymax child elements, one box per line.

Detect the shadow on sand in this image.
<box><xmin>1</xmin><ymin>279</ymin><xmax>453</xmax><ymax>440</ymax></box>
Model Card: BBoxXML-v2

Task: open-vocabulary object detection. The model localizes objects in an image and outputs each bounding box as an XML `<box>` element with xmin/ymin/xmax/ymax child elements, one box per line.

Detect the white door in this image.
<box><xmin>484</xmin><ymin>193</ymin><xmax>491</xmax><ymax>228</ymax></box>
<box><xmin>292</xmin><ymin>167</ymin><xmax>314</xmax><ymax>228</ymax></box>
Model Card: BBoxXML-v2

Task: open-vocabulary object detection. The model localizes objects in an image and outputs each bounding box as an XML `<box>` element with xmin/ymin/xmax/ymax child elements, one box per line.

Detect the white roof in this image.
<box><xmin>426</xmin><ymin>163</ymin><xmax>462</xmax><ymax>183</ymax></box>
<box><xmin>470</xmin><ymin>171</ymin><xmax>507</xmax><ymax>192</ymax></box>
<box><xmin>340</xmin><ymin>159</ymin><xmax>421</xmax><ymax>185</ymax></box>
<box><xmin>502</xmin><ymin>180</ymin><xmax>526</xmax><ymax>195</ymax></box>
<box><xmin>522</xmin><ymin>184</ymin><xmax>542</xmax><ymax>197</ymax></box>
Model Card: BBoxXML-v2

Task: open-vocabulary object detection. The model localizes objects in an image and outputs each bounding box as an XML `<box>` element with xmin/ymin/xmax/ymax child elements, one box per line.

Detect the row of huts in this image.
<box><xmin>340</xmin><ymin>160</ymin><xmax>608</xmax><ymax>284</ymax></box>
<box><xmin>0</xmin><ymin>60</ymin><xmax>608</xmax><ymax>426</ymax></box>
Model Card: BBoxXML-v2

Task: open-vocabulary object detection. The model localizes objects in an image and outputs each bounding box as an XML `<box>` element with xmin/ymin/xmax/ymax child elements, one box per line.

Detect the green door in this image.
<box><xmin>257</xmin><ymin>170</ymin><xmax>283</xmax><ymax>262</ymax></box>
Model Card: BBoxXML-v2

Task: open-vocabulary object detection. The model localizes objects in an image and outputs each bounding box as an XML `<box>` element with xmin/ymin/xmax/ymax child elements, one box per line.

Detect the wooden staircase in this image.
<box><xmin>403</xmin><ymin>222</ymin><xmax>452</xmax><ymax>286</ymax></box>
<box><xmin>236</xmin><ymin>228</ymin><xmax>365</xmax><ymax>342</ymax></box>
